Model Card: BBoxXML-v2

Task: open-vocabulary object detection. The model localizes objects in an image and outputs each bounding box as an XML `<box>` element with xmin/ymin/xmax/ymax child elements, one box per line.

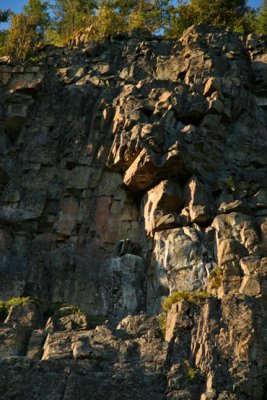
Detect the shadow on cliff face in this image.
<box><xmin>0</xmin><ymin>25</ymin><xmax>266</xmax><ymax>399</ymax></box>
<box><xmin>0</xmin><ymin>312</ymin><xmax>169</xmax><ymax>400</ymax></box>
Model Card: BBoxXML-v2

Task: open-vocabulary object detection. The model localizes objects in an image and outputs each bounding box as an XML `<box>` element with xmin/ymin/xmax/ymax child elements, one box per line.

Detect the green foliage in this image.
<box><xmin>0</xmin><ymin>297</ymin><xmax>35</xmax><ymax>321</ymax></box>
<box><xmin>6</xmin><ymin>13</ymin><xmax>34</xmax><ymax>60</ymax></box>
<box><xmin>209</xmin><ymin>267</ymin><xmax>222</xmax><ymax>289</ymax></box>
<box><xmin>228</xmin><ymin>175</ymin><xmax>236</xmax><ymax>192</ymax></box>
<box><xmin>255</xmin><ymin>8</ymin><xmax>267</xmax><ymax>34</ymax></box>
<box><xmin>183</xmin><ymin>360</ymin><xmax>199</xmax><ymax>382</ymax></box>
<box><xmin>0</xmin><ymin>0</ymin><xmax>263</xmax><ymax>59</ymax></box>
<box><xmin>88</xmin><ymin>5</ymin><xmax>127</xmax><ymax>41</ymax></box>
<box><xmin>6</xmin><ymin>297</ymin><xmax>34</xmax><ymax>311</ymax></box>
<box><xmin>52</xmin><ymin>0</ymin><xmax>95</xmax><ymax>43</ymax></box>
<box><xmin>45</xmin><ymin>26</ymin><xmax>64</xmax><ymax>46</ymax></box>
<box><xmin>167</xmin><ymin>2</ymin><xmax>198</xmax><ymax>38</ymax></box>
<box><xmin>5</xmin><ymin>0</ymin><xmax>49</xmax><ymax>60</ymax></box>
<box><xmin>0</xmin><ymin>9</ymin><xmax>10</xmax><ymax>23</ymax></box>
<box><xmin>167</xmin><ymin>0</ymin><xmax>255</xmax><ymax>37</ymax></box>
<box><xmin>24</xmin><ymin>0</ymin><xmax>50</xmax><ymax>37</ymax></box>
<box><xmin>162</xmin><ymin>291</ymin><xmax>210</xmax><ymax>311</ymax></box>
<box><xmin>27</xmin><ymin>51</ymin><xmax>47</xmax><ymax>63</ymax></box>
<box><xmin>127</xmin><ymin>0</ymin><xmax>170</xmax><ymax>33</ymax></box>
<box><xmin>0</xmin><ymin>29</ymin><xmax>9</xmax><ymax>56</ymax></box>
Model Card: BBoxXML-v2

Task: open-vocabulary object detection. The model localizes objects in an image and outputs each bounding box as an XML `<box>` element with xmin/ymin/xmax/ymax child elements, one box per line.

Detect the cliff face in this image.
<box><xmin>0</xmin><ymin>25</ymin><xmax>266</xmax><ymax>399</ymax></box>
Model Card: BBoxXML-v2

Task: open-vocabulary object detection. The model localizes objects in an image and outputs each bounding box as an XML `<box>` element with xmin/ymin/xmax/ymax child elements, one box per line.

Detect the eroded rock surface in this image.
<box><xmin>0</xmin><ymin>25</ymin><xmax>266</xmax><ymax>399</ymax></box>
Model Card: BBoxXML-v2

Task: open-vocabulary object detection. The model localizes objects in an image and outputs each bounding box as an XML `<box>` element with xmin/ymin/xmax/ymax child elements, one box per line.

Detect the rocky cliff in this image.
<box><xmin>0</xmin><ymin>25</ymin><xmax>266</xmax><ymax>400</ymax></box>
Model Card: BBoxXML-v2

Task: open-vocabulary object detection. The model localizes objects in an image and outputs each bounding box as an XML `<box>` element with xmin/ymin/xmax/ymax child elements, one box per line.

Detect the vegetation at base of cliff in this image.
<box><xmin>0</xmin><ymin>0</ymin><xmax>266</xmax><ymax>61</ymax></box>
<box><xmin>0</xmin><ymin>297</ymin><xmax>35</xmax><ymax>321</ymax></box>
<box><xmin>162</xmin><ymin>291</ymin><xmax>210</xmax><ymax>311</ymax></box>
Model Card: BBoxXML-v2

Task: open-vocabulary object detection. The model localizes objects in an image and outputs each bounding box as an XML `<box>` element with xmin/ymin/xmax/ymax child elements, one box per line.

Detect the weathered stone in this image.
<box><xmin>212</xmin><ymin>213</ymin><xmax>260</xmax><ymax>255</ymax></box>
<box><xmin>26</xmin><ymin>329</ymin><xmax>46</xmax><ymax>359</ymax></box>
<box><xmin>42</xmin><ymin>331</ymin><xmax>72</xmax><ymax>360</ymax></box>
<box><xmin>217</xmin><ymin>239</ymin><xmax>247</xmax><ymax>271</ymax></box>
<box><xmin>0</xmin><ymin>25</ymin><xmax>266</xmax><ymax>400</ymax></box>
<box><xmin>239</xmin><ymin>276</ymin><xmax>261</xmax><ymax>296</ymax></box>
<box><xmin>54</xmin><ymin>197</ymin><xmax>79</xmax><ymax>236</ymax></box>
<box><xmin>147</xmin><ymin>227</ymin><xmax>212</xmax><ymax>313</ymax></box>
<box><xmin>0</xmin><ymin>325</ymin><xmax>30</xmax><ymax>357</ymax></box>
<box><xmin>45</xmin><ymin>306</ymin><xmax>88</xmax><ymax>333</ymax></box>
<box><xmin>4</xmin><ymin>301</ymin><xmax>42</xmax><ymax>329</ymax></box>
<box><xmin>203</xmin><ymin>78</ymin><xmax>221</xmax><ymax>97</ymax></box>
<box><xmin>123</xmin><ymin>148</ymin><xmax>160</xmax><ymax>191</ymax></box>
<box><xmin>8</xmin><ymin>72</ymin><xmax>44</xmax><ymax>93</ymax></box>
<box><xmin>143</xmin><ymin>180</ymin><xmax>183</xmax><ymax>235</ymax></box>
<box><xmin>184</xmin><ymin>177</ymin><xmax>211</xmax><ymax>224</ymax></box>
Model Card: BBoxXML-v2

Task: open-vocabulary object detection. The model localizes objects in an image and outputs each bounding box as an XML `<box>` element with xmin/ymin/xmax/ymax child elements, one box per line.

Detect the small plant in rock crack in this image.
<box><xmin>208</xmin><ymin>266</ymin><xmax>222</xmax><ymax>289</ymax></box>
<box><xmin>228</xmin><ymin>175</ymin><xmax>236</xmax><ymax>193</ymax></box>
<box><xmin>183</xmin><ymin>360</ymin><xmax>199</xmax><ymax>383</ymax></box>
<box><xmin>5</xmin><ymin>297</ymin><xmax>35</xmax><ymax>310</ymax></box>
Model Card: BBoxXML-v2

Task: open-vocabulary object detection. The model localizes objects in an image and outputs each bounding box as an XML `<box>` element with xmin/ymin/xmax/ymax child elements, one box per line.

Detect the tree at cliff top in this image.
<box><xmin>167</xmin><ymin>0</ymin><xmax>255</xmax><ymax>37</ymax></box>
<box><xmin>87</xmin><ymin>3</ymin><xmax>127</xmax><ymax>40</ymax></box>
<box><xmin>6</xmin><ymin>13</ymin><xmax>34</xmax><ymax>60</ymax></box>
<box><xmin>52</xmin><ymin>0</ymin><xmax>95</xmax><ymax>43</ymax></box>
<box><xmin>90</xmin><ymin>0</ymin><xmax>170</xmax><ymax>36</ymax></box>
<box><xmin>254</xmin><ymin>3</ymin><xmax>267</xmax><ymax>34</ymax></box>
<box><xmin>0</xmin><ymin>9</ymin><xmax>10</xmax><ymax>55</ymax></box>
<box><xmin>23</xmin><ymin>0</ymin><xmax>50</xmax><ymax>38</ymax></box>
<box><xmin>125</xmin><ymin>0</ymin><xmax>170</xmax><ymax>33</ymax></box>
<box><xmin>6</xmin><ymin>0</ymin><xmax>50</xmax><ymax>60</ymax></box>
<box><xmin>0</xmin><ymin>9</ymin><xmax>10</xmax><ymax>23</ymax></box>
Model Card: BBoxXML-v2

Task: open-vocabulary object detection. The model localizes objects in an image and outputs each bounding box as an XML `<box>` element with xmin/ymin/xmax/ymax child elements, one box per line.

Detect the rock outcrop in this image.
<box><xmin>0</xmin><ymin>25</ymin><xmax>266</xmax><ymax>399</ymax></box>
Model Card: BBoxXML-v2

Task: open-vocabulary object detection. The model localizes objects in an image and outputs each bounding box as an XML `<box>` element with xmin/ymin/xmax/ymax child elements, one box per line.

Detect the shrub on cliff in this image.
<box><xmin>162</xmin><ymin>291</ymin><xmax>210</xmax><ymax>311</ymax></box>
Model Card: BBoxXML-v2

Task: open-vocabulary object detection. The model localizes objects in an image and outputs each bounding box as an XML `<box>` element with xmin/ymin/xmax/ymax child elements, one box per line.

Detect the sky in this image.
<box><xmin>0</xmin><ymin>0</ymin><xmax>264</xmax><ymax>14</ymax></box>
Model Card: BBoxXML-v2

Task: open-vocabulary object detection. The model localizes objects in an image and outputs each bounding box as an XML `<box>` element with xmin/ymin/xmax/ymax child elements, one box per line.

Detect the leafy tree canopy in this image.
<box><xmin>0</xmin><ymin>9</ymin><xmax>10</xmax><ymax>23</ymax></box>
<box><xmin>0</xmin><ymin>0</ymin><xmax>266</xmax><ymax>60</ymax></box>
<box><xmin>167</xmin><ymin>0</ymin><xmax>255</xmax><ymax>37</ymax></box>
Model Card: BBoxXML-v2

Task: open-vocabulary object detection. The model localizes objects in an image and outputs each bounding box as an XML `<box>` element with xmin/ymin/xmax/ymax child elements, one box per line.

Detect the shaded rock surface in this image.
<box><xmin>0</xmin><ymin>25</ymin><xmax>267</xmax><ymax>399</ymax></box>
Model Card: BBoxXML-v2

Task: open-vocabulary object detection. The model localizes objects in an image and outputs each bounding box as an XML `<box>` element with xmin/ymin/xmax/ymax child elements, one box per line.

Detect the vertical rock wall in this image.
<box><xmin>0</xmin><ymin>25</ymin><xmax>266</xmax><ymax>399</ymax></box>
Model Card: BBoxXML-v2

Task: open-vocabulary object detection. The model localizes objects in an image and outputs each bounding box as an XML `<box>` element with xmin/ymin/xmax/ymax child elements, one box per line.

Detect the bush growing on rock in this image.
<box><xmin>0</xmin><ymin>297</ymin><xmax>35</xmax><ymax>321</ymax></box>
<box><xmin>162</xmin><ymin>291</ymin><xmax>210</xmax><ymax>311</ymax></box>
